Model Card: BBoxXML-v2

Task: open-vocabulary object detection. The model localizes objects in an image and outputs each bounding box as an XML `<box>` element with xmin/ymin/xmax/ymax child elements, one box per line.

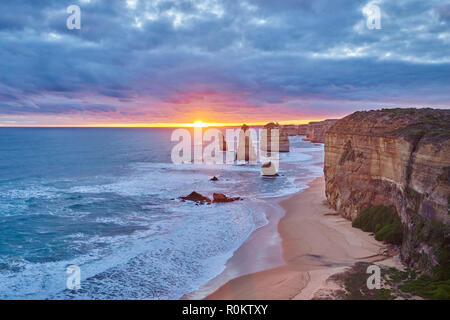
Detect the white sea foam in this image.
<box><xmin>0</xmin><ymin>137</ymin><xmax>324</xmax><ymax>299</ymax></box>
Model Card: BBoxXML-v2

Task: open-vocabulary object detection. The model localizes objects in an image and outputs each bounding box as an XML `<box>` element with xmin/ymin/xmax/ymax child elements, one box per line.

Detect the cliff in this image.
<box><xmin>298</xmin><ymin>119</ymin><xmax>339</xmax><ymax>143</ymax></box>
<box><xmin>324</xmin><ymin>108</ymin><xmax>450</xmax><ymax>273</ymax></box>
<box><xmin>283</xmin><ymin>124</ymin><xmax>298</xmax><ymax>136</ymax></box>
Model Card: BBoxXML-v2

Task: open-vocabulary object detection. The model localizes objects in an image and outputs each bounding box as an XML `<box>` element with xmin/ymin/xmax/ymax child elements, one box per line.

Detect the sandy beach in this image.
<box><xmin>204</xmin><ymin>177</ymin><xmax>401</xmax><ymax>300</ymax></box>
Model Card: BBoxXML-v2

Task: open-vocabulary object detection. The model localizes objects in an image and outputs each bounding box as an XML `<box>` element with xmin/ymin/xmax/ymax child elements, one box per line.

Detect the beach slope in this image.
<box><xmin>206</xmin><ymin>177</ymin><xmax>397</xmax><ymax>300</ymax></box>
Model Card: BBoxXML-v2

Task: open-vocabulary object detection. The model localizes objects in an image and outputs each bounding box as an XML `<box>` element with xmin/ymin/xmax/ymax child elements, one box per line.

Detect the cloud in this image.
<box><xmin>0</xmin><ymin>0</ymin><xmax>449</xmax><ymax>124</ymax></box>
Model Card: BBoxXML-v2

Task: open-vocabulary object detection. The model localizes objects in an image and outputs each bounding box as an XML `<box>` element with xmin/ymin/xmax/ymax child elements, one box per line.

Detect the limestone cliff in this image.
<box><xmin>324</xmin><ymin>108</ymin><xmax>450</xmax><ymax>273</ymax></box>
<box><xmin>298</xmin><ymin>119</ymin><xmax>339</xmax><ymax>143</ymax></box>
<box><xmin>283</xmin><ymin>124</ymin><xmax>298</xmax><ymax>136</ymax></box>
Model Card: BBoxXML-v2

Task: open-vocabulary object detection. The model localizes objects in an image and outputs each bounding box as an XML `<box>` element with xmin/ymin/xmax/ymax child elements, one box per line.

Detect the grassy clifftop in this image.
<box><xmin>329</xmin><ymin>108</ymin><xmax>450</xmax><ymax>143</ymax></box>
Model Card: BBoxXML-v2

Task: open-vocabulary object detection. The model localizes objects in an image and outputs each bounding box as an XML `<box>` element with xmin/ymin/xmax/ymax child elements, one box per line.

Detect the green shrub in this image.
<box><xmin>376</xmin><ymin>288</ymin><xmax>395</xmax><ymax>300</ymax></box>
<box><xmin>375</xmin><ymin>223</ymin><xmax>403</xmax><ymax>245</ymax></box>
<box><xmin>399</xmin><ymin>276</ymin><xmax>450</xmax><ymax>300</ymax></box>
<box><xmin>352</xmin><ymin>205</ymin><xmax>403</xmax><ymax>245</ymax></box>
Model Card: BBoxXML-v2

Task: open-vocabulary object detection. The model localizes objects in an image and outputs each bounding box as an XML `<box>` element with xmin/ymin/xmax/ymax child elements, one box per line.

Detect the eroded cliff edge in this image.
<box><xmin>298</xmin><ymin>119</ymin><xmax>339</xmax><ymax>143</ymax></box>
<box><xmin>324</xmin><ymin>108</ymin><xmax>450</xmax><ymax>273</ymax></box>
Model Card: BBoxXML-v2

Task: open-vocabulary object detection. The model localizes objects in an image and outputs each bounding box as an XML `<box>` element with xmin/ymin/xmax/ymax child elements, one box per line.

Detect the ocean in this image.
<box><xmin>0</xmin><ymin>127</ymin><xmax>324</xmax><ymax>299</ymax></box>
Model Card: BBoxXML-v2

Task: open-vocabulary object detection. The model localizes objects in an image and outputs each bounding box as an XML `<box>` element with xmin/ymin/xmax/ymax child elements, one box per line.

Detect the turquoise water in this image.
<box><xmin>0</xmin><ymin>128</ymin><xmax>323</xmax><ymax>299</ymax></box>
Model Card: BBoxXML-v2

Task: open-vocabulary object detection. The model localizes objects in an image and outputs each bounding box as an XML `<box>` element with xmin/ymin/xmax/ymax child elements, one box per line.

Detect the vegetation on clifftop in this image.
<box><xmin>383</xmin><ymin>108</ymin><xmax>450</xmax><ymax>142</ymax></box>
<box><xmin>329</xmin><ymin>108</ymin><xmax>450</xmax><ymax>143</ymax></box>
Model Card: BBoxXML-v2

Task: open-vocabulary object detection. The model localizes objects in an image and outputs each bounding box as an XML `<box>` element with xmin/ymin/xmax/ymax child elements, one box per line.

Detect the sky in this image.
<box><xmin>0</xmin><ymin>0</ymin><xmax>449</xmax><ymax>126</ymax></box>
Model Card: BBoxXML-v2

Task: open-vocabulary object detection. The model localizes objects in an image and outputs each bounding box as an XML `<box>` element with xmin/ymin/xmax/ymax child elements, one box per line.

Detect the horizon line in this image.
<box><xmin>0</xmin><ymin>119</ymin><xmax>331</xmax><ymax>128</ymax></box>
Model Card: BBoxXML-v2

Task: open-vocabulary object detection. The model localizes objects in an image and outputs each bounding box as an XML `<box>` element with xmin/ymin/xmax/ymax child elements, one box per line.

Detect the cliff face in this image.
<box><xmin>283</xmin><ymin>124</ymin><xmax>298</xmax><ymax>136</ymax></box>
<box><xmin>324</xmin><ymin>108</ymin><xmax>450</xmax><ymax>272</ymax></box>
<box><xmin>298</xmin><ymin>119</ymin><xmax>339</xmax><ymax>143</ymax></box>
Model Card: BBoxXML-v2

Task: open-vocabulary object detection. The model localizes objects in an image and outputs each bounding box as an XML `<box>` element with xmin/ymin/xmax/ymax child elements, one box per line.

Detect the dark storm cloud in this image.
<box><xmin>0</xmin><ymin>0</ymin><xmax>449</xmax><ymax>120</ymax></box>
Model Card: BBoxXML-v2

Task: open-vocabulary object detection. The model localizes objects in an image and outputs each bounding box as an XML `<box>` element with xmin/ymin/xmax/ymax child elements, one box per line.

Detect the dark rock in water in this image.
<box><xmin>180</xmin><ymin>192</ymin><xmax>241</xmax><ymax>204</ymax></box>
<box><xmin>179</xmin><ymin>192</ymin><xmax>211</xmax><ymax>204</ymax></box>
<box><xmin>213</xmin><ymin>193</ymin><xmax>241</xmax><ymax>203</ymax></box>
<box><xmin>210</xmin><ymin>176</ymin><xmax>219</xmax><ymax>181</ymax></box>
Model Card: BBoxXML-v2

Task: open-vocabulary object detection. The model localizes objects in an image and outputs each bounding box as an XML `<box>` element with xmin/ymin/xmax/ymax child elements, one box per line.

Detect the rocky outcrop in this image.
<box><xmin>236</xmin><ymin>124</ymin><xmax>258</xmax><ymax>162</ymax></box>
<box><xmin>213</xmin><ymin>193</ymin><xmax>241</xmax><ymax>203</ymax></box>
<box><xmin>324</xmin><ymin>108</ymin><xmax>450</xmax><ymax>273</ymax></box>
<box><xmin>261</xmin><ymin>161</ymin><xmax>278</xmax><ymax>176</ymax></box>
<box><xmin>298</xmin><ymin>119</ymin><xmax>339</xmax><ymax>143</ymax></box>
<box><xmin>218</xmin><ymin>132</ymin><xmax>227</xmax><ymax>151</ymax></box>
<box><xmin>260</xmin><ymin>122</ymin><xmax>290</xmax><ymax>153</ymax></box>
<box><xmin>180</xmin><ymin>192</ymin><xmax>211</xmax><ymax>204</ymax></box>
<box><xmin>180</xmin><ymin>192</ymin><xmax>241</xmax><ymax>204</ymax></box>
<box><xmin>283</xmin><ymin>124</ymin><xmax>298</xmax><ymax>136</ymax></box>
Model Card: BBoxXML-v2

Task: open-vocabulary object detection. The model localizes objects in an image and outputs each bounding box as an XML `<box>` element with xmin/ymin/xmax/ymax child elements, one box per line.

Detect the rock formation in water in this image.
<box><xmin>180</xmin><ymin>192</ymin><xmax>241</xmax><ymax>204</ymax></box>
<box><xmin>179</xmin><ymin>192</ymin><xmax>212</xmax><ymax>204</ymax></box>
<box><xmin>298</xmin><ymin>119</ymin><xmax>339</xmax><ymax>143</ymax></box>
<box><xmin>236</xmin><ymin>124</ymin><xmax>258</xmax><ymax>162</ymax></box>
<box><xmin>324</xmin><ymin>108</ymin><xmax>450</xmax><ymax>273</ymax></box>
<box><xmin>260</xmin><ymin>122</ymin><xmax>290</xmax><ymax>153</ymax></box>
<box><xmin>212</xmin><ymin>193</ymin><xmax>241</xmax><ymax>203</ymax></box>
<box><xmin>261</xmin><ymin>161</ymin><xmax>278</xmax><ymax>176</ymax></box>
<box><xmin>283</xmin><ymin>124</ymin><xmax>298</xmax><ymax>136</ymax></box>
<box><xmin>218</xmin><ymin>132</ymin><xmax>227</xmax><ymax>151</ymax></box>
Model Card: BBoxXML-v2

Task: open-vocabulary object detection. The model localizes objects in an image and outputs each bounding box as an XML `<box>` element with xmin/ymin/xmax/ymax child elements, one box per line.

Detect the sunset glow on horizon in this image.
<box><xmin>0</xmin><ymin>119</ymin><xmax>325</xmax><ymax>128</ymax></box>
<box><xmin>1</xmin><ymin>1</ymin><xmax>448</xmax><ymax>126</ymax></box>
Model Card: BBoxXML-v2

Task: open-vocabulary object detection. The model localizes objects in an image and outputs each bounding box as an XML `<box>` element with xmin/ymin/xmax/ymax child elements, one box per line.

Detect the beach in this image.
<box><xmin>202</xmin><ymin>177</ymin><xmax>402</xmax><ymax>300</ymax></box>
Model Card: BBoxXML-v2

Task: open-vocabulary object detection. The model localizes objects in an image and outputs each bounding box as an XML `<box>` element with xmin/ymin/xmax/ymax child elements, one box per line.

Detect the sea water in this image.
<box><xmin>0</xmin><ymin>127</ymin><xmax>323</xmax><ymax>299</ymax></box>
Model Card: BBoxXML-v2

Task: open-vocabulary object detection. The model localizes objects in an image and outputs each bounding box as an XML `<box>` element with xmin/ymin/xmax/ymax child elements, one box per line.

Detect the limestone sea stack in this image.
<box><xmin>260</xmin><ymin>122</ymin><xmax>290</xmax><ymax>153</ymax></box>
<box><xmin>261</xmin><ymin>161</ymin><xmax>278</xmax><ymax>176</ymax></box>
<box><xmin>324</xmin><ymin>108</ymin><xmax>450</xmax><ymax>273</ymax></box>
<box><xmin>218</xmin><ymin>131</ymin><xmax>227</xmax><ymax>151</ymax></box>
<box><xmin>283</xmin><ymin>124</ymin><xmax>298</xmax><ymax>136</ymax></box>
<box><xmin>236</xmin><ymin>124</ymin><xmax>258</xmax><ymax>162</ymax></box>
<box><xmin>298</xmin><ymin>119</ymin><xmax>339</xmax><ymax>143</ymax></box>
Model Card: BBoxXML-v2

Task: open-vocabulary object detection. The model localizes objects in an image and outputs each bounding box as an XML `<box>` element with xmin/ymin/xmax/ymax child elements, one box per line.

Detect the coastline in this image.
<box><xmin>182</xmin><ymin>196</ymin><xmax>288</xmax><ymax>299</ymax></box>
<box><xmin>200</xmin><ymin>176</ymin><xmax>403</xmax><ymax>300</ymax></box>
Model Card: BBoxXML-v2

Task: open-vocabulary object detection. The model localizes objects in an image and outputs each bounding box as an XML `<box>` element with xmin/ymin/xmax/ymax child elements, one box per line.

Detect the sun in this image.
<box><xmin>193</xmin><ymin>120</ymin><xmax>209</xmax><ymax>127</ymax></box>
